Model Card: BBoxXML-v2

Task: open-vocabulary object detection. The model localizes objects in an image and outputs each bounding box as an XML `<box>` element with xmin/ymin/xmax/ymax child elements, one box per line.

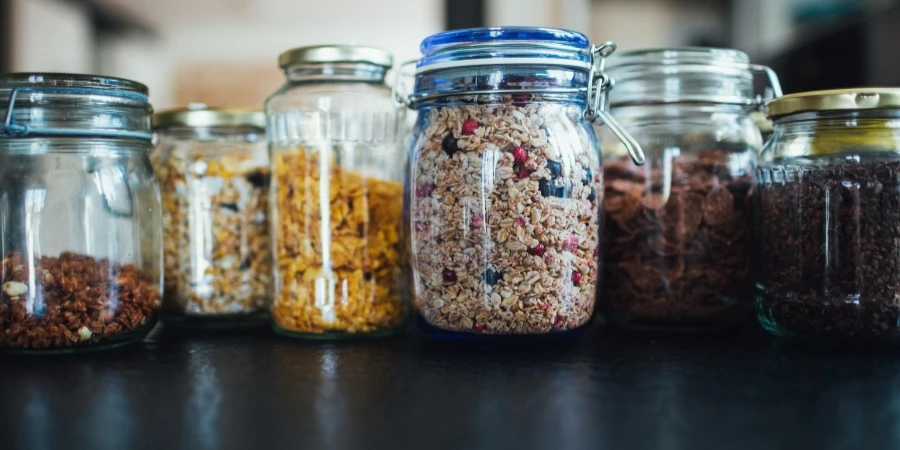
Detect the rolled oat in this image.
<box><xmin>271</xmin><ymin>148</ymin><xmax>405</xmax><ymax>335</ymax></box>
<box><xmin>410</xmin><ymin>98</ymin><xmax>602</xmax><ymax>334</ymax></box>
<box><xmin>0</xmin><ymin>252</ymin><xmax>160</xmax><ymax>349</ymax></box>
<box><xmin>156</xmin><ymin>149</ymin><xmax>271</xmax><ymax>317</ymax></box>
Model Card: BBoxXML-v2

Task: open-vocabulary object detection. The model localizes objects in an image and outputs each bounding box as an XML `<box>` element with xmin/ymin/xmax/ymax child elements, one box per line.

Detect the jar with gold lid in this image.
<box><xmin>757</xmin><ymin>88</ymin><xmax>900</xmax><ymax>341</ymax></box>
<box><xmin>152</xmin><ymin>105</ymin><xmax>270</xmax><ymax>326</ymax></box>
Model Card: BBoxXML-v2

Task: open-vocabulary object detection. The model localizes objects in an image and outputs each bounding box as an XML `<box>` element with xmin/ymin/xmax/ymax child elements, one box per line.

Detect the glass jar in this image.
<box><xmin>266</xmin><ymin>45</ymin><xmax>407</xmax><ymax>338</ymax></box>
<box><xmin>152</xmin><ymin>106</ymin><xmax>270</xmax><ymax>326</ymax></box>
<box><xmin>0</xmin><ymin>73</ymin><xmax>162</xmax><ymax>352</ymax></box>
<box><xmin>401</xmin><ymin>27</ymin><xmax>644</xmax><ymax>339</ymax></box>
<box><xmin>757</xmin><ymin>88</ymin><xmax>900</xmax><ymax>342</ymax></box>
<box><xmin>599</xmin><ymin>48</ymin><xmax>781</xmax><ymax>331</ymax></box>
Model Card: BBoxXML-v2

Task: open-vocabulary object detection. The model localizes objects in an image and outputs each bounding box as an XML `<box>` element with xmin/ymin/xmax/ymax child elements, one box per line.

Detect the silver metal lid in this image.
<box><xmin>605</xmin><ymin>47</ymin><xmax>781</xmax><ymax>107</ymax></box>
<box><xmin>278</xmin><ymin>45</ymin><xmax>394</xmax><ymax>69</ymax></box>
<box><xmin>154</xmin><ymin>104</ymin><xmax>265</xmax><ymax>130</ymax></box>
<box><xmin>0</xmin><ymin>73</ymin><xmax>153</xmax><ymax>140</ymax></box>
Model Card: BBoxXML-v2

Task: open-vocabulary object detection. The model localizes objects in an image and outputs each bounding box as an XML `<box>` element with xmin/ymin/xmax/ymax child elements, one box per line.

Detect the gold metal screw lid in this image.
<box><xmin>766</xmin><ymin>88</ymin><xmax>900</xmax><ymax>118</ymax></box>
<box><xmin>277</xmin><ymin>45</ymin><xmax>394</xmax><ymax>70</ymax></box>
<box><xmin>153</xmin><ymin>104</ymin><xmax>266</xmax><ymax>130</ymax></box>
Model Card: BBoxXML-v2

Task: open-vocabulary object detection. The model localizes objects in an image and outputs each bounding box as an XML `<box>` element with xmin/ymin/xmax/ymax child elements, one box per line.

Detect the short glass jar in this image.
<box><xmin>266</xmin><ymin>45</ymin><xmax>407</xmax><ymax>339</ymax></box>
<box><xmin>757</xmin><ymin>88</ymin><xmax>900</xmax><ymax>342</ymax></box>
<box><xmin>152</xmin><ymin>106</ymin><xmax>270</xmax><ymax>326</ymax></box>
<box><xmin>0</xmin><ymin>73</ymin><xmax>162</xmax><ymax>352</ymax></box>
<box><xmin>599</xmin><ymin>48</ymin><xmax>781</xmax><ymax>331</ymax></box>
<box><xmin>401</xmin><ymin>27</ymin><xmax>644</xmax><ymax>339</ymax></box>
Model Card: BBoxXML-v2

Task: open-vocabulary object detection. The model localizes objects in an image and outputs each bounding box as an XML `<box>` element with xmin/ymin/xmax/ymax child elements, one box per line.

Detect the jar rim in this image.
<box><xmin>277</xmin><ymin>45</ymin><xmax>393</xmax><ymax>70</ymax></box>
<box><xmin>154</xmin><ymin>105</ymin><xmax>265</xmax><ymax>130</ymax></box>
<box><xmin>0</xmin><ymin>72</ymin><xmax>148</xmax><ymax>95</ymax></box>
<box><xmin>767</xmin><ymin>88</ymin><xmax>900</xmax><ymax>118</ymax></box>
<box><xmin>416</xmin><ymin>27</ymin><xmax>592</xmax><ymax>74</ymax></box>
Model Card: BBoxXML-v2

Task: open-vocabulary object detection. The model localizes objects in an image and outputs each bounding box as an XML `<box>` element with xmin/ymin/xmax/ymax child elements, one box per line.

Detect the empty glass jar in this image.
<box><xmin>266</xmin><ymin>45</ymin><xmax>407</xmax><ymax>338</ymax></box>
<box><xmin>757</xmin><ymin>88</ymin><xmax>900</xmax><ymax>342</ymax></box>
<box><xmin>402</xmin><ymin>27</ymin><xmax>644</xmax><ymax>339</ymax></box>
<box><xmin>153</xmin><ymin>106</ymin><xmax>270</xmax><ymax>326</ymax></box>
<box><xmin>0</xmin><ymin>73</ymin><xmax>162</xmax><ymax>352</ymax></box>
<box><xmin>599</xmin><ymin>48</ymin><xmax>781</xmax><ymax>331</ymax></box>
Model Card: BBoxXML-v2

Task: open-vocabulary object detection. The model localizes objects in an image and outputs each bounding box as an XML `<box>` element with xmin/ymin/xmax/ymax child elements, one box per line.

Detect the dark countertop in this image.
<box><xmin>0</xmin><ymin>322</ymin><xmax>897</xmax><ymax>450</ymax></box>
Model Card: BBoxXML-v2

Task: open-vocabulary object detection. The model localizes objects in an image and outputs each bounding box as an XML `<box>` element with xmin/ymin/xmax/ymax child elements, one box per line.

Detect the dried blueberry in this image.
<box><xmin>587</xmin><ymin>188</ymin><xmax>596</xmax><ymax>202</ymax></box>
<box><xmin>582</xmin><ymin>165</ymin><xmax>593</xmax><ymax>186</ymax></box>
<box><xmin>539</xmin><ymin>179</ymin><xmax>553</xmax><ymax>197</ymax></box>
<box><xmin>553</xmin><ymin>185</ymin><xmax>567</xmax><ymax>198</ymax></box>
<box><xmin>482</xmin><ymin>269</ymin><xmax>502</xmax><ymax>286</ymax></box>
<box><xmin>547</xmin><ymin>160</ymin><xmax>563</xmax><ymax>178</ymax></box>
<box><xmin>441</xmin><ymin>134</ymin><xmax>458</xmax><ymax>156</ymax></box>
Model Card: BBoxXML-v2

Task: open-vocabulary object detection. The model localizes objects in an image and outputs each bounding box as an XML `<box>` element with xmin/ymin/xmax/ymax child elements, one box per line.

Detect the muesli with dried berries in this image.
<box><xmin>602</xmin><ymin>149</ymin><xmax>754</xmax><ymax>327</ymax></box>
<box><xmin>0</xmin><ymin>252</ymin><xmax>160</xmax><ymax>349</ymax></box>
<box><xmin>271</xmin><ymin>148</ymin><xmax>405</xmax><ymax>335</ymax></box>
<box><xmin>156</xmin><ymin>149</ymin><xmax>271</xmax><ymax>317</ymax></box>
<box><xmin>410</xmin><ymin>98</ymin><xmax>602</xmax><ymax>335</ymax></box>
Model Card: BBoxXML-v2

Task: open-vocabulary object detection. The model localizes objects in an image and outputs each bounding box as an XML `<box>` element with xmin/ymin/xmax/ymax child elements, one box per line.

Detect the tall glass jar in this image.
<box><xmin>599</xmin><ymin>48</ymin><xmax>781</xmax><ymax>331</ymax></box>
<box><xmin>0</xmin><ymin>73</ymin><xmax>162</xmax><ymax>353</ymax></box>
<box><xmin>758</xmin><ymin>88</ymin><xmax>900</xmax><ymax>342</ymax></box>
<box><xmin>153</xmin><ymin>106</ymin><xmax>270</xmax><ymax>326</ymax></box>
<box><xmin>401</xmin><ymin>27</ymin><xmax>644</xmax><ymax>339</ymax></box>
<box><xmin>266</xmin><ymin>45</ymin><xmax>407</xmax><ymax>339</ymax></box>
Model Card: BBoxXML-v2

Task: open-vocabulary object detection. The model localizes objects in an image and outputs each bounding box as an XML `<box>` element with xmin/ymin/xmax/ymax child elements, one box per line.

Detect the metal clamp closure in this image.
<box><xmin>585</xmin><ymin>43</ymin><xmax>645</xmax><ymax>165</ymax></box>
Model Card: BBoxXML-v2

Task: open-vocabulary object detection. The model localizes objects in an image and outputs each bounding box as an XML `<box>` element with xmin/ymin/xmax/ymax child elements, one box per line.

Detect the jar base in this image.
<box><xmin>0</xmin><ymin>314</ymin><xmax>158</xmax><ymax>355</ymax></box>
<box><xmin>162</xmin><ymin>310</ymin><xmax>269</xmax><ymax>330</ymax></box>
<box><xmin>416</xmin><ymin>315</ymin><xmax>590</xmax><ymax>342</ymax></box>
<box><xmin>271</xmin><ymin>323</ymin><xmax>405</xmax><ymax>340</ymax></box>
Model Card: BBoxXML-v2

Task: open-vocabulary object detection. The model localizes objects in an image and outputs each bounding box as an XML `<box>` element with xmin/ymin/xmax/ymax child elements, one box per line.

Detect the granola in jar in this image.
<box><xmin>403</xmin><ymin>27</ymin><xmax>643</xmax><ymax>338</ymax></box>
<box><xmin>270</xmin><ymin>148</ymin><xmax>405</xmax><ymax>335</ymax></box>
<box><xmin>154</xmin><ymin>108</ymin><xmax>271</xmax><ymax>322</ymax></box>
<box><xmin>0</xmin><ymin>252</ymin><xmax>160</xmax><ymax>350</ymax></box>
<box><xmin>410</xmin><ymin>99</ymin><xmax>603</xmax><ymax>334</ymax></box>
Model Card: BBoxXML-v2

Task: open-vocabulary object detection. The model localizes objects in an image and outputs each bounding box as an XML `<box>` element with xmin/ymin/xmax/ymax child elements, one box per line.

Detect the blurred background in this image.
<box><xmin>1</xmin><ymin>0</ymin><xmax>897</xmax><ymax>109</ymax></box>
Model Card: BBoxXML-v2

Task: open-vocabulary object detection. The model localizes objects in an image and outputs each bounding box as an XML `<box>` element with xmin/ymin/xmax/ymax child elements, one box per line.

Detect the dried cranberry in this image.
<box><xmin>441</xmin><ymin>134</ymin><xmax>459</xmax><ymax>156</ymax></box>
<box><xmin>470</xmin><ymin>214</ymin><xmax>484</xmax><ymax>228</ymax></box>
<box><xmin>528</xmin><ymin>243</ymin><xmax>546</xmax><ymax>257</ymax></box>
<box><xmin>462</xmin><ymin>119</ymin><xmax>479</xmax><ymax>136</ymax></box>
<box><xmin>539</xmin><ymin>303</ymin><xmax>551</xmax><ymax>310</ymax></box>
<box><xmin>513</xmin><ymin>147</ymin><xmax>528</xmax><ymax>164</ymax></box>
<box><xmin>511</xmin><ymin>93</ymin><xmax>530</xmax><ymax>104</ymax></box>
<box><xmin>593</xmin><ymin>247</ymin><xmax>599</xmax><ymax>257</ymax></box>
<box><xmin>543</xmin><ymin>253</ymin><xmax>553</xmax><ymax>265</ymax></box>
<box><xmin>553</xmin><ymin>315</ymin><xmax>566</xmax><ymax>327</ymax></box>
<box><xmin>482</xmin><ymin>269</ymin><xmax>502</xmax><ymax>286</ymax></box>
<box><xmin>442</xmin><ymin>268</ymin><xmax>457</xmax><ymax>283</ymax></box>
<box><xmin>517</xmin><ymin>165</ymin><xmax>531</xmax><ymax>180</ymax></box>
<box><xmin>472</xmin><ymin>324</ymin><xmax>486</xmax><ymax>333</ymax></box>
<box><xmin>571</xmin><ymin>271</ymin><xmax>583</xmax><ymax>285</ymax></box>
<box><xmin>562</xmin><ymin>235</ymin><xmax>579</xmax><ymax>252</ymax></box>
<box><xmin>515</xmin><ymin>218</ymin><xmax>526</xmax><ymax>227</ymax></box>
<box><xmin>416</xmin><ymin>183</ymin><xmax>436</xmax><ymax>198</ymax></box>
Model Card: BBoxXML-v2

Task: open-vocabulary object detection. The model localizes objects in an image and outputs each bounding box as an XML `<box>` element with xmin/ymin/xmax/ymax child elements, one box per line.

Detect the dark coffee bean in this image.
<box><xmin>547</xmin><ymin>160</ymin><xmax>562</xmax><ymax>178</ymax></box>
<box><xmin>246</xmin><ymin>171</ymin><xmax>269</xmax><ymax>188</ymax></box>
<box><xmin>482</xmin><ymin>269</ymin><xmax>502</xmax><ymax>286</ymax></box>
<box><xmin>442</xmin><ymin>134</ymin><xmax>458</xmax><ymax>156</ymax></box>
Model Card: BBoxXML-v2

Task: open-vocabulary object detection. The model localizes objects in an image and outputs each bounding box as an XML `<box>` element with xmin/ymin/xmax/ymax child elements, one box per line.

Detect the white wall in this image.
<box><xmin>11</xmin><ymin>0</ymin><xmax>94</xmax><ymax>73</ymax></box>
<box><xmin>96</xmin><ymin>33</ymin><xmax>174</xmax><ymax>109</ymax></box>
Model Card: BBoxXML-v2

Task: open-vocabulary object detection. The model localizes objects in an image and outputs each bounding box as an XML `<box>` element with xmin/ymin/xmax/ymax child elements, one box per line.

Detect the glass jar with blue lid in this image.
<box><xmin>0</xmin><ymin>73</ymin><xmax>162</xmax><ymax>352</ymax></box>
<box><xmin>399</xmin><ymin>27</ymin><xmax>644</xmax><ymax>339</ymax></box>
